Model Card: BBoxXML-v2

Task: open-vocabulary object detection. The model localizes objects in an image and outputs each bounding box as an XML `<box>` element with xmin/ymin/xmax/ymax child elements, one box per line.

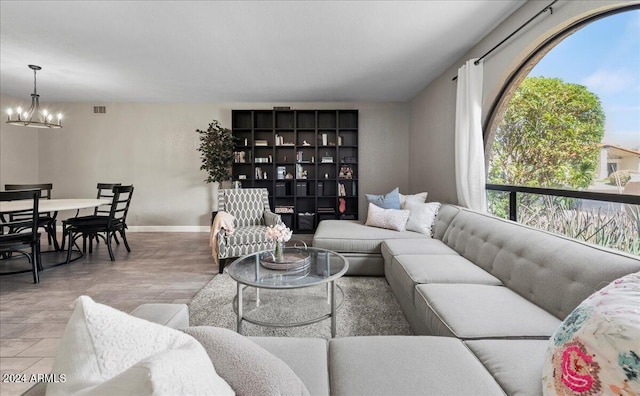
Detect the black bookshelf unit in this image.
<box><xmin>231</xmin><ymin>109</ymin><xmax>359</xmax><ymax>233</ymax></box>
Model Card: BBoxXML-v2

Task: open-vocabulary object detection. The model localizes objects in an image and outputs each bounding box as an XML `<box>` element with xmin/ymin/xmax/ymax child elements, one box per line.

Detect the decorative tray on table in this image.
<box><xmin>260</xmin><ymin>249</ymin><xmax>311</xmax><ymax>272</ymax></box>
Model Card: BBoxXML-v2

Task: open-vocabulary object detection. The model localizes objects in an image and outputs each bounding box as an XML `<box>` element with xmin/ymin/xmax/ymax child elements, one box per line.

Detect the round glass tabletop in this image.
<box><xmin>228</xmin><ymin>246</ymin><xmax>349</xmax><ymax>289</ymax></box>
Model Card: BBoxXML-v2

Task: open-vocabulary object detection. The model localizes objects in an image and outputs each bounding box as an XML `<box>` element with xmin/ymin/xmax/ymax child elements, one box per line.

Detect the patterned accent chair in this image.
<box><xmin>216</xmin><ymin>188</ymin><xmax>281</xmax><ymax>273</ymax></box>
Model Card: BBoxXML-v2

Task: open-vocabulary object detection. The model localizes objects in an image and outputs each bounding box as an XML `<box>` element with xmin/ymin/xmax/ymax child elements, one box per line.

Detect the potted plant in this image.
<box><xmin>196</xmin><ymin>120</ymin><xmax>235</xmax><ymax>185</ymax></box>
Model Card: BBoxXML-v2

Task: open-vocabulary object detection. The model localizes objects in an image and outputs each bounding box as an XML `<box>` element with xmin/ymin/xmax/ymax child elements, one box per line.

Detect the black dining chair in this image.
<box><xmin>65</xmin><ymin>185</ymin><xmax>134</xmax><ymax>263</ymax></box>
<box><xmin>0</xmin><ymin>189</ymin><xmax>41</xmax><ymax>283</ymax></box>
<box><xmin>5</xmin><ymin>183</ymin><xmax>59</xmax><ymax>251</ymax></box>
<box><xmin>61</xmin><ymin>183</ymin><xmax>121</xmax><ymax>250</ymax></box>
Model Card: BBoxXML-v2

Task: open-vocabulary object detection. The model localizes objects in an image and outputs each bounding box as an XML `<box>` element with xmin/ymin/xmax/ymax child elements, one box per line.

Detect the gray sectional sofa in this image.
<box><xmin>312</xmin><ymin>203</ymin><xmax>640</xmax><ymax>394</ymax></box>
<box><xmin>35</xmin><ymin>204</ymin><xmax>639</xmax><ymax>395</ymax></box>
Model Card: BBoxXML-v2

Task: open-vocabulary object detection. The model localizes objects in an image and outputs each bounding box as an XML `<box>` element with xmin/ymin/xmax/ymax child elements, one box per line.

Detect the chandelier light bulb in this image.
<box><xmin>23</xmin><ymin>112</ymin><xmax>29</xmax><ymax>119</ymax></box>
<box><xmin>17</xmin><ymin>107</ymin><xmax>22</xmax><ymax>114</ymax></box>
<box><xmin>57</xmin><ymin>113</ymin><xmax>62</xmax><ymax>120</ymax></box>
<box><xmin>43</xmin><ymin>109</ymin><xmax>48</xmax><ymax>116</ymax></box>
<box><xmin>7</xmin><ymin>108</ymin><xmax>12</xmax><ymax>115</ymax></box>
<box><xmin>47</xmin><ymin>114</ymin><xmax>52</xmax><ymax>121</ymax></box>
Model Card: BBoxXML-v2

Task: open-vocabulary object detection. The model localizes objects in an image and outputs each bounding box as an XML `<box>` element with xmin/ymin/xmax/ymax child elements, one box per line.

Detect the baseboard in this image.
<box><xmin>127</xmin><ymin>226</ymin><xmax>210</xmax><ymax>232</ymax></box>
<box><xmin>56</xmin><ymin>226</ymin><xmax>210</xmax><ymax>233</ymax></box>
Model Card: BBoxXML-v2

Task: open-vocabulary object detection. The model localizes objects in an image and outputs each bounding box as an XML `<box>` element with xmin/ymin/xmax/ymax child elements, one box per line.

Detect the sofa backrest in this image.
<box><xmin>436</xmin><ymin>204</ymin><xmax>640</xmax><ymax>320</ymax></box>
<box><xmin>217</xmin><ymin>188</ymin><xmax>270</xmax><ymax>227</ymax></box>
<box><xmin>432</xmin><ymin>204</ymin><xmax>460</xmax><ymax>240</ymax></box>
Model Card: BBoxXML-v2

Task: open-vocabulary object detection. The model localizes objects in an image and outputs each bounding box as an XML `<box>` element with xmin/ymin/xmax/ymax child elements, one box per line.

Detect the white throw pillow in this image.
<box><xmin>399</xmin><ymin>191</ymin><xmax>428</xmax><ymax>208</ymax></box>
<box><xmin>542</xmin><ymin>271</ymin><xmax>640</xmax><ymax>396</ymax></box>
<box><xmin>46</xmin><ymin>296</ymin><xmax>234</xmax><ymax>396</ymax></box>
<box><xmin>405</xmin><ymin>201</ymin><xmax>441</xmax><ymax>236</ymax></box>
<box><xmin>365</xmin><ymin>202</ymin><xmax>410</xmax><ymax>232</ymax></box>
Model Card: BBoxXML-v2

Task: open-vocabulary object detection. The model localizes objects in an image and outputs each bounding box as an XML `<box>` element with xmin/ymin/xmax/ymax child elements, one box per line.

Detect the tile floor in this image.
<box><xmin>0</xmin><ymin>232</ymin><xmax>218</xmax><ymax>396</ymax></box>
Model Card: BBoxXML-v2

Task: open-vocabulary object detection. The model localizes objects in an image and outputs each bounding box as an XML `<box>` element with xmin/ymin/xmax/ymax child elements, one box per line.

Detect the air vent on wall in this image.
<box><xmin>93</xmin><ymin>106</ymin><xmax>107</xmax><ymax>114</ymax></box>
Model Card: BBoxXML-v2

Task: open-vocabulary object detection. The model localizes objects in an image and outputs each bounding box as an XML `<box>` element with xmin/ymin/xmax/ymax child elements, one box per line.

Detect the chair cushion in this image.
<box><xmin>65</xmin><ymin>215</ymin><xmax>109</xmax><ymax>224</ymax></box>
<box><xmin>64</xmin><ymin>216</ymin><xmax>109</xmax><ymax>227</ymax></box>
<box><xmin>415</xmin><ymin>283</ymin><xmax>561</xmax><ymax>339</ymax></box>
<box><xmin>222</xmin><ymin>225</ymin><xmax>272</xmax><ymax>245</ymax></box>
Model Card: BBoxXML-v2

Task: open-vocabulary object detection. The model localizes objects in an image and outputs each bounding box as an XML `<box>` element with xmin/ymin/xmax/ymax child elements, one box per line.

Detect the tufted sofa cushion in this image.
<box><xmin>439</xmin><ymin>207</ymin><xmax>640</xmax><ymax>319</ymax></box>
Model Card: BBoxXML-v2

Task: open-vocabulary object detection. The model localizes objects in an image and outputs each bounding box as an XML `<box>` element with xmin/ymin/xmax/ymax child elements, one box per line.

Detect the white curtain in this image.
<box><xmin>455</xmin><ymin>58</ymin><xmax>487</xmax><ymax>212</ymax></box>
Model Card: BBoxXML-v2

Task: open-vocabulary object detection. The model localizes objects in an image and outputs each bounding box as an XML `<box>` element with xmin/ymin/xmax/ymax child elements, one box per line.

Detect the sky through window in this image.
<box><xmin>529</xmin><ymin>10</ymin><xmax>640</xmax><ymax>149</ymax></box>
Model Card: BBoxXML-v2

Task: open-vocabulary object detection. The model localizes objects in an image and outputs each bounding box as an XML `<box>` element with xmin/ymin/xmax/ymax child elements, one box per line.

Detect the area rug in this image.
<box><xmin>189</xmin><ymin>272</ymin><xmax>412</xmax><ymax>339</ymax></box>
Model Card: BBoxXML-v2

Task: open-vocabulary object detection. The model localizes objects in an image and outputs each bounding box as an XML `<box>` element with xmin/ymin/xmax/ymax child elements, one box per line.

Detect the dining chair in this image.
<box><xmin>4</xmin><ymin>183</ymin><xmax>59</xmax><ymax>250</ymax></box>
<box><xmin>0</xmin><ymin>189</ymin><xmax>41</xmax><ymax>283</ymax></box>
<box><xmin>214</xmin><ymin>188</ymin><xmax>281</xmax><ymax>273</ymax></box>
<box><xmin>65</xmin><ymin>185</ymin><xmax>134</xmax><ymax>263</ymax></box>
<box><xmin>61</xmin><ymin>183</ymin><xmax>122</xmax><ymax>250</ymax></box>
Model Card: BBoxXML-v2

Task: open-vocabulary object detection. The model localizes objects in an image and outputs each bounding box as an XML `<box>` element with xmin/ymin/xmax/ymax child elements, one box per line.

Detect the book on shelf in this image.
<box><xmin>338</xmin><ymin>183</ymin><xmax>346</xmax><ymax>197</ymax></box>
<box><xmin>255</xmin><ymin>140</ymin><xmax>268</xmax><ymax>146</ymax></box>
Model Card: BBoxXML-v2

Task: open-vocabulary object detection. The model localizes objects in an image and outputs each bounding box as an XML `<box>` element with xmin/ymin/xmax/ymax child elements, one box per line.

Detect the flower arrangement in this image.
<box><xmin>266</xmin><ymin>223</ymin><xmax>292</xmax><ymax>261</ymax></box>
<box><xmin>266</xmin><ymin>223</ymin><xmax>292</xmax><ymax>243</ymax></box>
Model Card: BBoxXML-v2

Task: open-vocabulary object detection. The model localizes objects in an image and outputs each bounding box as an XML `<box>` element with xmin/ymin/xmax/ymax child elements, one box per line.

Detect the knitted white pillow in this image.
<box><xmin>365</xmin><ymin>202</ymin><xmax>410</xmax><ymax>232</ymax></box>
<box><xmin>405</xmin><ymin>201</ymin><xmax>440</xmax><ymax>236</ymax></box>
<box><xmin>542</xmin><ymin>272</ymin><xmax>640</xmax><ymax>395</ymax></box>
<box><xmin>47</xmin><ymin>296</ymin><xmax>234</xmax><ymax>396</ymax></box>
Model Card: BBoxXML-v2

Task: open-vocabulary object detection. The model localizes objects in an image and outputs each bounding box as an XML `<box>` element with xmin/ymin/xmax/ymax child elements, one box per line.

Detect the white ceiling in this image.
<box><xmin>0</xmin><ymin>1</ymin><xmax>524</xmax><ymax>103</ymax></box>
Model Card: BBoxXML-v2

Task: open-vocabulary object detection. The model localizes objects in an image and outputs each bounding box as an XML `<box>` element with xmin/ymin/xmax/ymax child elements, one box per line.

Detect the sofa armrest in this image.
<box><xmin>129</xmin><ymin>303</ymin><xmax>189</xmax><ymax>329</ymax></box>
<box><xmin>264</xmin><ymin>211</ymin><xmax>281</xmax><ymax>227</ymax></box>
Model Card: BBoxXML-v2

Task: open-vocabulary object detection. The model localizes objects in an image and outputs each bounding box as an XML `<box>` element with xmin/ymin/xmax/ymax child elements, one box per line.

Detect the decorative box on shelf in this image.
<box><xmin>298</xmin><ymin>213</ymin><xmax>315</xmax><ymax>231</ymax></box>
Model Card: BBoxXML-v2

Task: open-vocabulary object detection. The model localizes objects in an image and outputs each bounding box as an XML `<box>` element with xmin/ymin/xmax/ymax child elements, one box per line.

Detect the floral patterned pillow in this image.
<box><xmin>542</xmin><ymin>271</ymin><xmax>640</xmax><ymax>395</ymax></box>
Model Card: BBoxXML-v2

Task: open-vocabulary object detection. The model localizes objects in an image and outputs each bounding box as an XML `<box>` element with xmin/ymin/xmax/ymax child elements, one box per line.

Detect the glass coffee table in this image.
<box><xmin>228</xmin><ymin>246</ymin><xmax>349</xmax><ymax>337</ymax></box>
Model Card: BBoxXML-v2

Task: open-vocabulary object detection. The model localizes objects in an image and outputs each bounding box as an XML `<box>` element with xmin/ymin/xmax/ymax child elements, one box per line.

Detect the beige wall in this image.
<box><xmin>0</xmin><ymin>96</ymin><xmax>40</xmax><ymax>187</ymax></box>
<box><xmin>408</xmin><ymin>0</ymin><xmax>637</xmax><ymax>204</ymax></box>
<box><xmin>1</xmin><ymin>99</ymin><xmax>409</xmax><ymax>228</ymax></box>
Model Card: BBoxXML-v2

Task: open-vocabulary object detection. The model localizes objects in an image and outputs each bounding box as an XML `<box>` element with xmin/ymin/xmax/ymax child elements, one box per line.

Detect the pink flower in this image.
<box><xmin>265</xmin><ymin>223</ymin><xmax>292</xmax><ymax>242</ymax></box>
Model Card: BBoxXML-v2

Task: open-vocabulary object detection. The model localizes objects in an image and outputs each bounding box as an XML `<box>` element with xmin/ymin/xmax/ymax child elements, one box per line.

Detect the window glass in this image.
<box><xmin>487</xmin><ymin>9</ymin><xmax>640</xmax><ymax>254</ymax></box>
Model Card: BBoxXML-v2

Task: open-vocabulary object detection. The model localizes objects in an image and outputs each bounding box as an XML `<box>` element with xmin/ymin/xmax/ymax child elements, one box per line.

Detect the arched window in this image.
<box><xmin>485</xmin><ymin>7</ymin><xmax>640</xmax><ymax>254</ymax></box>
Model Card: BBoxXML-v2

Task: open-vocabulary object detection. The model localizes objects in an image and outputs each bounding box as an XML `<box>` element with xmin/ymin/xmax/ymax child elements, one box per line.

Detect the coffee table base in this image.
<box><xmin>234</xmin><ymin>281</ymin><xmax>344</xmax><ymax>337</ymax></box>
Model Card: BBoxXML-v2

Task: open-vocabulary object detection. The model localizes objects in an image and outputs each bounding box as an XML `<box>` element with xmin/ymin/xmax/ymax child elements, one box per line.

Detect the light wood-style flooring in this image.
<box><xmin>0</xmin><ymin>232</ymin><xmax>313</xmax><ymax>396</ymax></box>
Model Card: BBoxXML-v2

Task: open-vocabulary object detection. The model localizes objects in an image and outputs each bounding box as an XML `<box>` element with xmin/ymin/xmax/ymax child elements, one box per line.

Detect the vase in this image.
<box><xmin>274</xmin><ymin>241</ymin><xmax>285</xmax><ymax>262</ymax></box>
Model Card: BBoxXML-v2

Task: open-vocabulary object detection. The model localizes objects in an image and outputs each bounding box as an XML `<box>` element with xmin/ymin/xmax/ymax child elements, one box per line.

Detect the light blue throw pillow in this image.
<box><xmin>366</xmin><ymin>187</ymin><xmax>401</xmax><ymax>210</ymax></box>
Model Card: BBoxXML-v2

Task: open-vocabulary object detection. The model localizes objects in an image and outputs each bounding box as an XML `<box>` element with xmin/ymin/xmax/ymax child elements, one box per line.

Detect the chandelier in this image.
<box><xmin>6</xmin><ymin>65</ymin><xmax>62</xmax><ymax>129</ymax></box>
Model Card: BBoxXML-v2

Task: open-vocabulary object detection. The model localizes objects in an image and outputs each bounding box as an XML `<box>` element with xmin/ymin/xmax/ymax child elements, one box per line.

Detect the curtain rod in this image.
<box><xmin>452</xmin><ymin>0</ymin><xmax>558</xmax><ymax>81</ymax></box>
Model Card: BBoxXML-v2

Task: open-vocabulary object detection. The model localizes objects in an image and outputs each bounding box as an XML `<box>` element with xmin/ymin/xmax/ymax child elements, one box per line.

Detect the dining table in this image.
<box><xmin>0</xmin><ymin>198</ymin><xmax>111</xmax><ymax>215</ymax></box>
<box><xmin>0</xmin><ymin>198</ymin><xmax>111</xmax><ymax>272</ymax></box>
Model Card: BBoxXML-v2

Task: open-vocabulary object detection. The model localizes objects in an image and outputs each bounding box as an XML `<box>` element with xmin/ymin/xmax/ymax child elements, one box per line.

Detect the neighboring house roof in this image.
<box><xmin>600</xmin><ymin>144</ymin><xmax>640</xmax><ymax>158</ymax></box>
